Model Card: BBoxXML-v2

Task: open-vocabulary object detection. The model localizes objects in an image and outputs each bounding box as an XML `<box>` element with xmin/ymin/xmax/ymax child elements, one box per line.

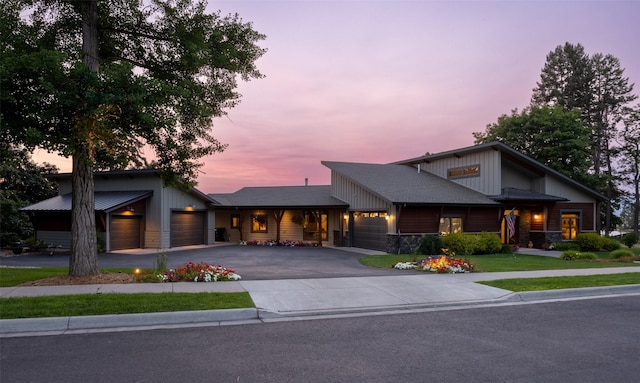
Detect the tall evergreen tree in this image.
<box><xmin>619</xmin><ymin>105</ymin><xmax>640</xmax><ymax>235</ymax></box>
<box><xmin>531</xmin><ymin>42</ymin><xmax>637</xmax><ymax>234</ymax></box>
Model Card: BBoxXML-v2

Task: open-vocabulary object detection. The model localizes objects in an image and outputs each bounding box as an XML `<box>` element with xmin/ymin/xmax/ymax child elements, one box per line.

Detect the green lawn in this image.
<box><xmin>359</xmin><ymin>253</ymin><xmax>640</xmax><ymax>272</ymax></box>
<box><xmin>0</xmin><ymin>292</ymin><xmax>254</xmax><ymax>319</ymax></box>
<box><xmin>479</xmin><ymin>273</ymin><xmax>640</xmax><ymax>291</ymax></box>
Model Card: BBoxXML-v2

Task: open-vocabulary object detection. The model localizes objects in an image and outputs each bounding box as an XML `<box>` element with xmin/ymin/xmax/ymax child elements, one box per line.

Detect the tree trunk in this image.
<box><xmin>70</xmin><ymin>153</ymin><xmax>99</xmax><ymax>275</ymax></box>
<box><xmin>273</xmin><ymin>210</ymin><xmax>284</xmax><ymax>242</ymax></box>
<box><xmin>68</xmin><ymin>0</ymin><xmax>100</xmax><ymax>276</ymax></box>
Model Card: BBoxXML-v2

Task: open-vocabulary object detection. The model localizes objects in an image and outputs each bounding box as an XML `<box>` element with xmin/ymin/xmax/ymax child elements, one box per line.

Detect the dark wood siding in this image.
<box><xmin>110</xmin><ymin>215</ymin><xmax>142</xmax><ymax>250</ymax></box>
<box><xmin>548</xmin><ymin>202</ymin><xmax>595</xmax><ymax>232</ymax></box>
<box><xmin>171</xmin><ymin>211</ymin><xmax>205</xmax><ymax>247</ymax></box>
<box><xmin>398</xmin><ymin>207</ymin><xmax>440</xmax><ymax>233</ymax></box>
<box><xmin>352</xmin><ymin>216</ymin><xmax>387</xmax><ymax>251</ymax></box>
<box><xmin>398</xmin><ymin>206</ymin><xmax>500</xmax><ymax>233</ymax></box>
<box><xmin>464</xmin><ymin>207</ymin><xmax>501</xmax><ymax>232</ymax></box>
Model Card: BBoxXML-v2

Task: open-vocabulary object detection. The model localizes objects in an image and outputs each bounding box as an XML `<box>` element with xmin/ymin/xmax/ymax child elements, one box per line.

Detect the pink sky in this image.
<box><xmin>33</xmin><ymin>0</ymin><xmax>640</xmax><ymax>193</ymax></box>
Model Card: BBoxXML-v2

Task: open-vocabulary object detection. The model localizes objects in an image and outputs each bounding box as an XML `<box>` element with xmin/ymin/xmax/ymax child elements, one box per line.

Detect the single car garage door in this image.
<box><xmin>171</xmin><ymin>211</ymin><xmax>205</xmax><ymax>247</ymax></box>
<box><xmin>352</xmin><ymin>215</ymin><xmax>387</xmax><ymax>251</ymax></box>
<box><xmin>111</xmin><ymin>215</ymin><xmax>142</xmax><ymax>250</ymax></box>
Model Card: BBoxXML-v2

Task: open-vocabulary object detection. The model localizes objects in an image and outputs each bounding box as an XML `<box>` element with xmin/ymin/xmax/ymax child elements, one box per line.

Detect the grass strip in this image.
<box><xmin>359</xmin><ymin>253</ymin><xmax>640</xmax><ymax>272</ymax></box>
<box><xmin>0</xmin><ymin>292</ymin><xmax>254</xmax><ymax>319</ymax></box>
<box><xmin>478</xmin><ymin>273</ymin><xmax>640</xmax><ymax>292</ymax></box>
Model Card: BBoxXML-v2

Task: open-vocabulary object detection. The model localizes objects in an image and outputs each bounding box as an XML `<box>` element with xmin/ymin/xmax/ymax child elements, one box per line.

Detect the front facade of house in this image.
<box><xmin>22</xmin><ymin>142</ymin><xmax>605</xmax><ymax>254</ymax></box>
<box><xmin>320</xmin><ymin>142</ymin><xmax>604</xmax><ymax>252</ymax></box>
<box><xmin>21</xmin><ymin>170</ymin><xmax>217</xmax><ymax>252</ymax></box>
<box><xmin>210</xmin><ymin>186</ymin><xmax>349</xmax><ymax>246</ymax></box>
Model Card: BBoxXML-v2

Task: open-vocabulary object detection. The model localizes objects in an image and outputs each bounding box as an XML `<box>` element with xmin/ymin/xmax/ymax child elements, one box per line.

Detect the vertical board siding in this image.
<box><xmin>331</xmin><ymin>172</ymin><xmax>388</xmax><ymax>210</ymax></box>
<box><xmin>545</xmin><ymin>176</ymin><xmax>594</xmax><ymax>202</ymax></box>
<box><xmin>422</xmin><ymin>150</ymin><xmax>501</xmax><ymax>195</ymax></box>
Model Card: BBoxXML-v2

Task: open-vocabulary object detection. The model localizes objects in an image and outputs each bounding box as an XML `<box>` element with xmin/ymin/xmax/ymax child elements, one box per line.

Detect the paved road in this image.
<box><xmin>0</xmin><ymin>245</ymin><xmax>402</xmax><ymax>280</ymax></box>
<box><xmin>2</xmin><ymin>296</ymin><xmax>638</xmax><ymax>383</ymax></box>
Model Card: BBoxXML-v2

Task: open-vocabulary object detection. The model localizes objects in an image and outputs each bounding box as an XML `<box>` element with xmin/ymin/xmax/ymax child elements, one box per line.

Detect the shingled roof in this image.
<box><xmin>209</xmin><ymin>185</ymin><xmax>348</xmax><ymax>208</ymax></box>
<box><xmin>321</xmin><ymin>161</ymin><xmax>499</xmax><ymax>206</ymax></box>
<box><xmin>19</xmin><ymin>191</ymin><xmax>153</xmax><ymax>212</ymax></box>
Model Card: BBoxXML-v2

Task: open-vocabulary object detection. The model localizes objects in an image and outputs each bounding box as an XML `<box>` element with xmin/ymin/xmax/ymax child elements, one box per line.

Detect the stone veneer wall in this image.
<box><xmin>386</xmin><ymin>234</ymin><xmax>425</xmax><ymax>254</ymax></box>
<box><xmin>529</xmin><ymin>232</ymin><xmax>563</xmax><ymax>248</ymax></box>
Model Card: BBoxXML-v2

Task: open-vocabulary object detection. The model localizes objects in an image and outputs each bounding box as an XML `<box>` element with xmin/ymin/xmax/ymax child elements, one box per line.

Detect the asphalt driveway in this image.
<box><xmin>0</xmin><ymin>245</ymin><xmax>403</xmax><ymax>280</ymax></box>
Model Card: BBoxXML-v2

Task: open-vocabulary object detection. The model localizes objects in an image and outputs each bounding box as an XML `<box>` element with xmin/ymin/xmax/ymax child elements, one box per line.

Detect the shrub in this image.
<box><xmin>475</xmin><ymin>232</ymin><xmax>502</xmax><ymax>254</ymax></box>
<box><xmin>415</xmin><ymin>235</ymin><xmax>443</xmax><ymax>255</ymax></box>
<box><xmin>610</xmin><ymin>249</ymin><xmax>634</xmax><ymax>259</ymax></box>
<box><xmin>441</xmin><ymin>233</ymin><xmax>475</xmax><ymax>256</ymax></box>
<box><xmin>500</xmin><ymin>244</ymin><xmax>514</xmax><ymax>254</ymax></box>
<box><xmin>561</xmin><ymin>250</ymin><xmax>597</xmax><ymax>260</ymax></box>
<box><xmin>554</xmin><ymin>241</ymin><xmax>580</xmax><ymax>251</ymax></box>
<box><xmin>441</xmin><ymin>232</ymin><xmax>502</xmax><ymax>255</ymax></box>
<box><xmin>622</xmin><ymin>232</ymin><xmax>639</xmax><ymax>248</ymax></box>
<box><xmin>574</xmin><ymin>233</ymin><xmax>603</xmax><ymax>251</ymax></box>
<box><xmin>601</xmin><ymin>237</ymin><xmax>621</xmax><ymax>251</ymax></box>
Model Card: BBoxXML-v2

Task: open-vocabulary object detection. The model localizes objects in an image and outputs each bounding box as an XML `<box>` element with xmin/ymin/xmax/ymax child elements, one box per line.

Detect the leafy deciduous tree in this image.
<box><xmin>0</xmin><ymin>0</ymin><xmax>266</xmax><ymax>275</ymax></box>
<box><xmin>473</xmin><ymin>105</ymin><xmax>593</xmax><ymax>186</ymax></box>
<box><xmin>0</xmin><ymin>143</ymin><xmax>59</xmax><ymax>246</ymax></box>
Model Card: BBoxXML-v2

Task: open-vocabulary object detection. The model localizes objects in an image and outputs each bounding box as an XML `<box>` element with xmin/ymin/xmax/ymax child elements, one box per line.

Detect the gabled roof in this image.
<box><xmin>489</xmin><ymin>187</ymin><xmax>568</xmax><ymax>202</ymax></box>
<box><xmin>209</xmin><ymin>185</ymin><xmax>348</xmax><ymax>208</ymax></box>
<box><xmin>20</xmin><ymin>191</ymin><xmax>153</xmax><ymax>212</ymax></box>
<box><xmin>395</xmin><ymin>141</ymin><xmax>608</xmax><ymax>202</ymax></box>
<box><xmin>321</xmin><ymin>161</ymin><xmax>499</xmax><ymax>206</ymax></box>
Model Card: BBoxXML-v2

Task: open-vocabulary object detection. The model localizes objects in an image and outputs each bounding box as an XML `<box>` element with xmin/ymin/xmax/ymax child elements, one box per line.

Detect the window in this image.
<box><xmin>561</xmin><ymin>212</ymin><xmax>580</xmax><ymax>240</ymax></box>
<box><xmin>230</xmin><ymin>214</ymin><xmax>240</xmax><ymax>229</ymax></box>
<box><xmin>251</xmin><ymin>214</ymin><xmax>268</xmax><ymax>233</ymax></box>
<box><xmin>439</xmin><ymin>217</ymin><xmax>463</xmax><ymax>235</ymax></box>
<box><xmin>448</xmin><ymin>165</ymin><xmax>480</xmax><ymax>179</ymax></box>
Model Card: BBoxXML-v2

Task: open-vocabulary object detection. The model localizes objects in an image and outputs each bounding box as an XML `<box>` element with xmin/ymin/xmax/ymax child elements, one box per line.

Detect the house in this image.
<box><xmin>209</xmin><ymin>185</ymin><xmax>348</xmax><ymax>246</ymax></box>
<box><xmin>20</xmin><ymin>169</ymin><xmax>217</xmax><ymax>252</ymax></box>
<box><xmin>21</xmin><ymin>142</ymin><xmax>606</xmax><ymax>254</ymax></box>
<box><xmin>210</xmin><ymin>142</ymin><xmax>605</xmax><ymax>253</ymax></box>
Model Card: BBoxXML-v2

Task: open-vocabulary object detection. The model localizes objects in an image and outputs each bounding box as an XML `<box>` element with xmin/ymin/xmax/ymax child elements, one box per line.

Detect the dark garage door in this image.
<box><xmin>111</xmin><ymin>216</ymin><xmax>142</xmax><ymax>250</ymax></box>
<box><xmin>171</xmin><ymin>211</ymin><xmax>205</xmax><ymax>247</ymax></box>
<box><xmin>352</xmin><ymin>215</ymin><xmax>387</xmax><ymax>252</ymax></box>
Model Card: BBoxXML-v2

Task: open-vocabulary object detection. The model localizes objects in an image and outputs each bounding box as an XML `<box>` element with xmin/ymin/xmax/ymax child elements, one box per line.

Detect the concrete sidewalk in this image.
<box><xmin>2</xmin><ymin>267</ymin><xmax>639</xmax><ymax>336</ymax></box>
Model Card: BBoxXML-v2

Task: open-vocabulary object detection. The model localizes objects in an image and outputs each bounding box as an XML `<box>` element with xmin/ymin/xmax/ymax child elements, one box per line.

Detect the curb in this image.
<box><xmin>506</xmin><ymin>284</ymin><xmax>640</xmax><ymax>302</ymax></box>
<box><xmin>0</xmin><ymin>308</ymin><xmax>259</xmax><ymax>336</ymax></box>
<box><xmin>2</xmin><ymin>285</ymin><xmax>639</xmax><ymax>336</ymax></box>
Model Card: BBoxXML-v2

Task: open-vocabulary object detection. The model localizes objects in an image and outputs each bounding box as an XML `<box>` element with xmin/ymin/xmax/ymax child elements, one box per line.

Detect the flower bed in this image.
<box><xmin>239</xmin><ymin>239</ymin><xmax>313</xmax><ymax>247</ymax></box>
<box><xmin>144</xmin><ymin>262</ymin><xmax>241</xmax><ymax>282</ymax></box>
<box><xmin>394</xmin><ymin>256</ymin><xmax>475</xmax><ymax>274</ymax></box>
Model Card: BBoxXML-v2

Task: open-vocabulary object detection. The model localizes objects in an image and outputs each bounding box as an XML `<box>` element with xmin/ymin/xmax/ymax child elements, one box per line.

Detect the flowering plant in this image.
<box><xmin>418</xmin><ymin>256</ymin><xmax>475</xmax><ymax>273</ymax></box>
<box><xmin>153</xmin><ymin>262</ymin><xmax>241</xmax><ymax>282</ymax></box>
<box><xmin>393</xmin><ymin>261</ymin><xmax>417</xmax><ymax>270</ymax></box>
<box><xmin>394</xmin><ymin>256</ymin><xmax>475</xmax><ymax>273</ymax></box>
<box><xmin>240</xmin><ymin>239</ymin><xmax>312</xmax><ymax>247</ymax></box>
